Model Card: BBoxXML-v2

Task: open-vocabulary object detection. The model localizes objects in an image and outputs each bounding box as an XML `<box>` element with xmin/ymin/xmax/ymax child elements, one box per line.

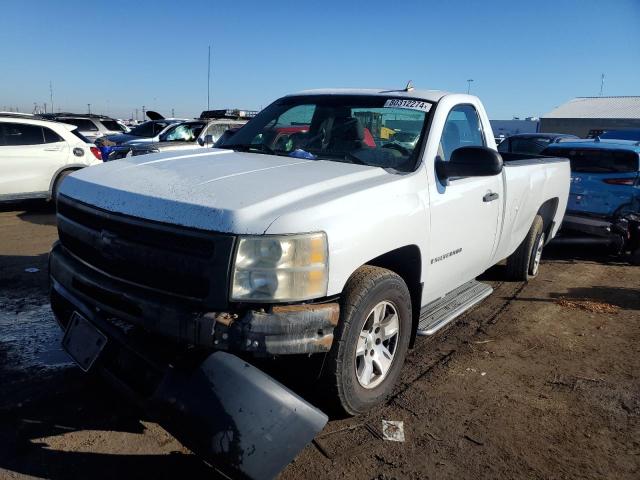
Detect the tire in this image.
<box><xmin>324</xmin><ymin>266</ymin><xmax>412</xmax><ymax>415</ymax></box>
<box><xmin>506</xmin><ymin>215</ymin><xmax>545</xmax><ymax>281</ymax></box>
<box><xmin>630</xmin><ymin>248</ymin><xmax>640</xmax><ymax>266</ymax></box>
<box><xmin>51</xmin><ymin>170</ymin><xmax>74</xmax><ymax>205</ymax></box>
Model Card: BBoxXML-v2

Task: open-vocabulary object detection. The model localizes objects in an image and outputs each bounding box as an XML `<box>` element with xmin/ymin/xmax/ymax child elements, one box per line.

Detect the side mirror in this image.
<box><xmin>197</xmin><ymin>137</ymin><xmax>205</xmax><ymax>146</ymax></box>
<box><xmin>436</xmin><ymin>146</ymin><xmax>503</xmax><ymax>181</ymax></box>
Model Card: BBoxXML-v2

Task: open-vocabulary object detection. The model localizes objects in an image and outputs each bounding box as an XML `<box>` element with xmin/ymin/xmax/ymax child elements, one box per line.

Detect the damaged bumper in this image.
<box><xmin>50</xmin><ymin>245</ymin><xmax>330</xmax><ymax>479</ymax></box>
<box><xmin>49</xmin><ymin>242</ymin><xmax>339</xmax><ymax>356</ymax></box>
<box><xmin>558</xmin><ymin>212</ymin><xmax>640</xmax><ymax>254</ymax></box>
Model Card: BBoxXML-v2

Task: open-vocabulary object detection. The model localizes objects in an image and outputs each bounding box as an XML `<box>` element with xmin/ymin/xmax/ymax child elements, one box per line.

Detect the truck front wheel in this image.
<box><xmin>324</xmin><ymin>266</ymin><xmax>411</xmax><ymax>415</ymax></box>
<box><xmin>506</xmin><ymin>215</ymin><xmax>545</xmax><ymax>281</ymax></box>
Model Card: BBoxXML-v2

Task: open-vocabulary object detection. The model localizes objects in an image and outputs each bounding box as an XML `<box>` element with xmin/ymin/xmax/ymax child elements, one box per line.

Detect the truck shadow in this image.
<box><xmin>0</xmin><ymin>373</ymin><xmax>220</xmax><ymax>480</ymax></box>
<box><xmin>517</xmin><ymin>285</ymin><xmax>640</xmax><ymax>311</ymax></box>
<box><xmin>0</xmin><ymin>200</ymin><xmax>57</xmax><ymax>226</ymax></box>
<box><xmin>543</xmin><ymin>241</ymin><xmax>628</xmax><ymax>265</ymax></box>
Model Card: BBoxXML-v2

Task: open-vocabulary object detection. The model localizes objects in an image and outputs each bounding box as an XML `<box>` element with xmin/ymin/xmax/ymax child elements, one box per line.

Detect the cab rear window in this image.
<box><xmin>546</xmin><ymin>148</ymin><xmax>639</xmax><ymax>173</ymax></box>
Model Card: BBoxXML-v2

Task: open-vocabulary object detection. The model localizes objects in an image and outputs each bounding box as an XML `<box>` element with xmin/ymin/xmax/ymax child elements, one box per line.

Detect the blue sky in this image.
<box><xmin>1</xmin><ymin>0</ymin><xmax>639</xmax><ymax>120</ymax></box>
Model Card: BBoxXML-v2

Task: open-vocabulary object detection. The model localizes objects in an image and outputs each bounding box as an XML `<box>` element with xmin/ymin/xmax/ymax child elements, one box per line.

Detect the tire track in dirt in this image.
<box><xmin>387</xmin><ymin>279</ymin><xmax>526</xmax><ymax>412</ymax></box>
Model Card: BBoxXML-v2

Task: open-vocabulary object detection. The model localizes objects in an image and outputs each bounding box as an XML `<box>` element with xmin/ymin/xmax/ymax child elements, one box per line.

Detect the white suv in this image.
<box><xmin>0</xmin><ymin>115</ymin><xmax>103</xmax><ymax>202</ymax></box>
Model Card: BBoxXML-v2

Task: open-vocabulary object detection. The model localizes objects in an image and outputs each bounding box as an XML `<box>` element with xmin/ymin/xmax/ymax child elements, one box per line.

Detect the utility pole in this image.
<box><xmin>207</xmin><ymin>45</ymin><xmax>211</xmax><ymax>110</ymax></box>
<box><xmin>466</xmin><ymin>79</ymin><xmax>474</xmax><ymax>94</ymax></box>
<box><xmin>142</xmin><ymin>105</ymin><xmax>146</xmax><ymax>119</ymax></box>
<box><xmin>135</xmin><ymin>108</ymin><xmax>138</xmax><ymax>121</ymax></box>
<box><xmin>49</xmin><ymin>81</ymin><xmax>54</xmax><ymax>112</ymax></box>
<box><xmin>171</xmin><ymin>108</ymin><xmax>175</xmax><ymax>117</ymax></box>
<box><xmin>44</xmin><ymin>102</ymin><xmax>47</xmax><ymax>113</ymax></box>
<box><xmin>599</xmin><ymin>73</ymin><xmax>605</xmax><ymax>97</ymax></box>
<box><xmin>87</xmin><ymin>103</ymin><xmax>91</xmax><ymax>115</ymax></box>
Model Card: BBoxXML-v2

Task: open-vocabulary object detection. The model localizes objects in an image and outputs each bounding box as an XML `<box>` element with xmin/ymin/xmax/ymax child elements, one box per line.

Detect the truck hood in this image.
<box><xmin>61</xmin><ymin>148</ymin><xmax>391</xmax><ymax>234</ymax></box>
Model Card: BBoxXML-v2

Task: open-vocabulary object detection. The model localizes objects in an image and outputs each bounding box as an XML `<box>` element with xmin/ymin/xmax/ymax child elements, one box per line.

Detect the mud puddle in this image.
<box><xmin>0</xmin><ymin>297</ymin><xmax>71</xmax><ymax>372</ymax></box>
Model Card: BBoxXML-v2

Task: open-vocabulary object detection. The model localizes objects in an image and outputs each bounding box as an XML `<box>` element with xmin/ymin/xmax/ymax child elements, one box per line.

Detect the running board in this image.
<box><xmin>417</xmin><ymin>280</ymin><xmax>493</xmax><ymax>336</ymax></box>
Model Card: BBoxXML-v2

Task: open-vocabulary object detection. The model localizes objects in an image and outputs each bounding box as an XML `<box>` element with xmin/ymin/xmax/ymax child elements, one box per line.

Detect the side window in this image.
<box><xmin>64</xmin><ymin>119</ymin><xmax>98</xmax><ymax>131</ymax></box>
<box><xmin>206</xmin><ymin>123</ymin><xmax>231</xmax><ymax>141</ymax></box>
<box><xmin>2</xmin><ymin>123</ymin><xmax>45</xmax><ymax>146</ymax></box>
<box><xmin>439</xmin><ymin>104</ymin><xmax>485</xmax><ymax>161</ymax></box>
<box><xmin>43</xmin><ymin>127</ymin><xmax>64</xmax><ymax>143</ymax></box>
<box><xmin>276</xmin><ymin>105</ymin><xmax>315</xmax><ymax>127</ymax></box>
<box><xmin>153</xmin><ymin>122</ymin><xmax>168</xmax><ymax>136</ymax></box>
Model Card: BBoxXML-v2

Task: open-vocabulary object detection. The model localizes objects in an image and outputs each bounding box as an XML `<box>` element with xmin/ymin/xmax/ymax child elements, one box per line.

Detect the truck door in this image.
<box><xmin>424</xmin><ymin>104</ymin><xmax>502</xmax><ymax>300</ymax></box>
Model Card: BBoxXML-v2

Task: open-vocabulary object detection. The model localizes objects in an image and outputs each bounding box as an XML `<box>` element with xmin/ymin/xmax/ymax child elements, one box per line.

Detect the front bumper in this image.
<box><xmin>49</xmin><ymin>242</ymin><xmax>339</xmax><ymax>357</ymax></box>
<box><xmin>51</xmin><ymin>277</ymin><xmax>329</xmax><ymax>479</ymax></box>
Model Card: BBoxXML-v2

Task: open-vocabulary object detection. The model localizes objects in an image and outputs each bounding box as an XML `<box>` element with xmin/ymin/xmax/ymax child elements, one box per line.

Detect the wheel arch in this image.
<box><xmin>48</xmin><ymin>165</ymin><xmax>85</xmax><ymax>199</ymax></box>
<box><xmin>364</xmin><ymin>244</ymin><xmax>423</xmax><ymax>348</ymax></box>
<box><xmin>537</xmin><ymin>197</ymin><xmax>559</xmax><ymax>243</ymax></box>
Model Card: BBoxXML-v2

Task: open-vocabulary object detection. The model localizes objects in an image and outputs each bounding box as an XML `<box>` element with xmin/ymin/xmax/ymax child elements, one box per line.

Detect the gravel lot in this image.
<box><xmin>1</xmin><ymin>202</ymin><xmax>638</xmax><ymax>479</ymax></box>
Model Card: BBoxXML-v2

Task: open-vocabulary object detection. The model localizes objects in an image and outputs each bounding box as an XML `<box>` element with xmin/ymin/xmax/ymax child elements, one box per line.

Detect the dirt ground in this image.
<box><xmin>0</xmin><ymin>201</ymin><xmax>638</xmax><ymax>480</ymax></box>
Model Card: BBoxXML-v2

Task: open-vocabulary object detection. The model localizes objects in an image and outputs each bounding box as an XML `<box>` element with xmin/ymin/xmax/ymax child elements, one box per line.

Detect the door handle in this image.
<box><xmin>483</xmin><ymin>192</ymin><xmax>499</xmax><ymax>202</ymax></box>
<box><xmin>44</xmin><ymin>147</ymin><xmax>61</xmax><ymax>151</ymax></box>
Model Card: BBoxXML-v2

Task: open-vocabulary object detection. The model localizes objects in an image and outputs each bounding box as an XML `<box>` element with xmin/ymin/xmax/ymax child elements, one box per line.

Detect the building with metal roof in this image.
<box><xmin>540</xmin><ymin>96</ymin><xmax>640</xmax><ymax>138</ymax></box>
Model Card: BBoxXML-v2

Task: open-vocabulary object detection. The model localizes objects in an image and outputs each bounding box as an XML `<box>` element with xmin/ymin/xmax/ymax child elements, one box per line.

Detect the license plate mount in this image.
<box><xmin>62</xmin><ymin>312</ymin><xmax>108</xmax><ymax>372</ymax></box>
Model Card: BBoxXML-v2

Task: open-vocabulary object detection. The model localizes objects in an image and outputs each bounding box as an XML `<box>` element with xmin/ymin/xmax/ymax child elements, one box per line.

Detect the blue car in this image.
<box><xmin>541</xmin><ymin>139</ymin><xmax>640</xmax><ymax>262</ymax></box>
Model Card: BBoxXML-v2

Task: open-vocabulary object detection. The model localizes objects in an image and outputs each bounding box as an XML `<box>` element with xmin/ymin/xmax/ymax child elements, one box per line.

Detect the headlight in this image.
<box><xmin>231</xmin><ymin>232</ymin><xmax>328</xmax><ymax>302</ymax></box>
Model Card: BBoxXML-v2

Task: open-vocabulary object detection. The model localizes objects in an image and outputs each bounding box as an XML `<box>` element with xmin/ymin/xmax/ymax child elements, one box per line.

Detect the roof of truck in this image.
<box><xmin>290</xmin><ymin>88</ymin><xmax>450</xmax><ymax>103</ymax></box>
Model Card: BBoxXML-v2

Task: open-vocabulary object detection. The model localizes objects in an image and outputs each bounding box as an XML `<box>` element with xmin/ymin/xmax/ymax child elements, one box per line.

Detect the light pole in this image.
<box><xmin>466</xmin><ymin>79</ymin><xmax>474</xmax><ymax>94</ymax></box>
<box><xmin>207</xmin><ymin>45</ymin><xmax>211</xmax><ymax>110</ymax></box>
<box><xmin>87</xmin><ymin>103</ymin><xmax>91</xmax><ymax>115</ymax></box>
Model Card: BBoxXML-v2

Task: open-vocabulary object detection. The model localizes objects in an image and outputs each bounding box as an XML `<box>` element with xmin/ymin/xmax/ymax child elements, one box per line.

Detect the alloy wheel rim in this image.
<box><xmin>532</xmin><ymin>233</ymin><xmax>545</xmax><ymax>275</ymax></box>
<box><xmin>354</xmin><ymin>300</ymin><xmax>400</xmax><ymax>389</ymax></box>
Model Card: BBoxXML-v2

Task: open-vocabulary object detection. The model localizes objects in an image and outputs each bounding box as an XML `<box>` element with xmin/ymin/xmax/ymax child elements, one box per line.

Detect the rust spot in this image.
<box><xmin>313</xmin><ymin>333</ymin><xmax>334</xmax><ymax>349</ymax></box>
<box><xmin>213</xmin><ymin>312</ymin><xmax>237</xmax><ymax>326</ymax></box>
<box><xmin>273</xmin><ymin>303</ymin><xmax>340</xmax><ymax>325</ymax></box>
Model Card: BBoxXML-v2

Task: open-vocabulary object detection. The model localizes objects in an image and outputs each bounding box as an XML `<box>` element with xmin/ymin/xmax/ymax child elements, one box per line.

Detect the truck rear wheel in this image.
<box><xmin>506</xmin><ymin>215</ymin><xmax>545</xmax><ymax>281</ymax></box>
<box><xmin>324</xmin><ymin>266</ymin><xmax>411</xmax><ymax>415</ymax></box>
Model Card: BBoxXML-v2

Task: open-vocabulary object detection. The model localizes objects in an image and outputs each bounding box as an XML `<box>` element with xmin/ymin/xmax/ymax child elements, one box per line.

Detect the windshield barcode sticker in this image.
<box><xmin>384</xmin><ymin>99</ymin><xmax>431</xmax><ymax>112</ymax></box>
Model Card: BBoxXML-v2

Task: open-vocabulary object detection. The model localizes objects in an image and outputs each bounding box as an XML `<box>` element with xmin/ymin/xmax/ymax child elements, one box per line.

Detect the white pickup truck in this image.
<box><xmin>50</xmin><ymin>88</ymin><xmax>570</xmax><ymax>417</ymax></box>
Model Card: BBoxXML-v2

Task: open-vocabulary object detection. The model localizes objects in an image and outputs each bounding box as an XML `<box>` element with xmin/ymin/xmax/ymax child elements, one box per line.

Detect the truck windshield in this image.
<box><xmin>218</xmin><ymin>95</ymin><xmax>433</xmax><ymax>171</ymax></box>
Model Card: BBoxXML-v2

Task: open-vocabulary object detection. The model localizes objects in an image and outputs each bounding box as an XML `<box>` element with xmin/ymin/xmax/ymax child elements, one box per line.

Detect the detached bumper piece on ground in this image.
<box><xmin>52</xmin><ymin>277</ymin><xmax>327</xmax><ymax>480</ymax></box>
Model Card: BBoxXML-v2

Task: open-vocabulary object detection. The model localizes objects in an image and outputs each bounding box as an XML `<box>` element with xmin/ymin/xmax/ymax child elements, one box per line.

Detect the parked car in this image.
<box><xmin>599</xmin><ymin>129</ymin><xmax>640</xmax><ymax>142</ymax></box>
<box><xmin>50</xmin><ymin>88</ymin><xmax>569</xmax><ymax>476</ymax></box>
<box><xmin>542</xmin><ymin>139</ymin><xmax>640</xmax><ymax>262</ymax></box>
<box><xmin>106</xmin><ymin>116</ymin><xmax>249</xmax><ymax>160</ymax></box>
<box><xmin>498</xmin><ymin>133</ymin><xmax>578</xmax><ymax>155</ymax></box>
<box><xmin>0</xmin><ymin>114</ymin><xmax>102</xmax><ymax>202</ymax></box>
<box><xmin>41</xmin><ymin>113</ymin><xmax>128</xmax><ymax>142</ymax></box>
<box><xmin>96</xmin><ymin>119</ymin><xmax>185</xmax><ymax>145</ymax></box>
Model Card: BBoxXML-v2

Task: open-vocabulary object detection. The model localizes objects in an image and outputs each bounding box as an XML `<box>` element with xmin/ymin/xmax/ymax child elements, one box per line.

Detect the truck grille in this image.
<box><xmin>56</xmin><ymin>195</ymin><xmax>235</xmax><ymax>307</ymax></box>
